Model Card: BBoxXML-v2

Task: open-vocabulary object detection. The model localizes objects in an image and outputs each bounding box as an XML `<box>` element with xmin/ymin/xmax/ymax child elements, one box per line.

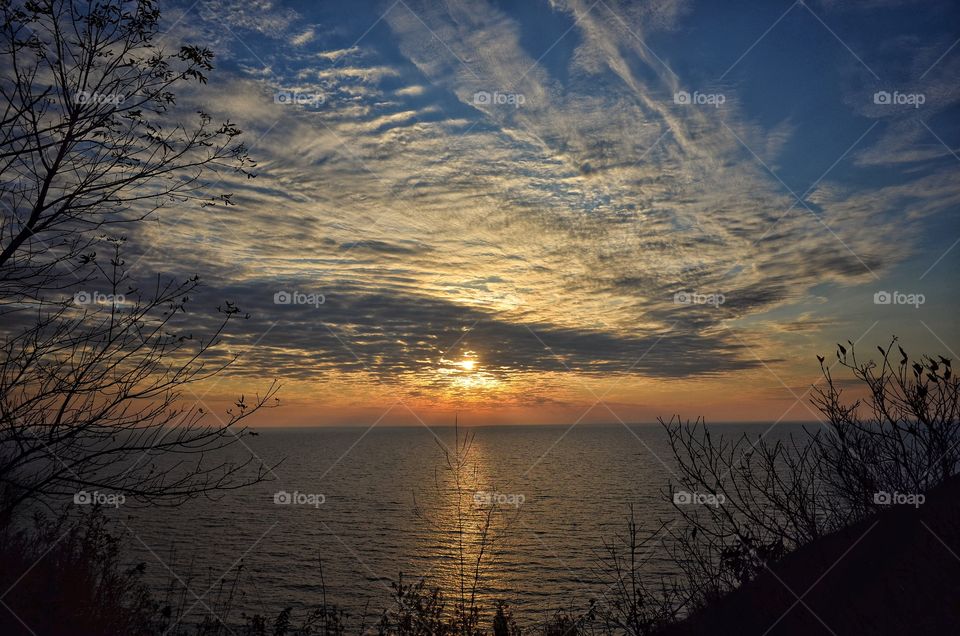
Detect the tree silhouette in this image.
<box><xmin>0</xmin><ymin>0</ymin><xmax>277</xmax><ymax>516</ymax></box>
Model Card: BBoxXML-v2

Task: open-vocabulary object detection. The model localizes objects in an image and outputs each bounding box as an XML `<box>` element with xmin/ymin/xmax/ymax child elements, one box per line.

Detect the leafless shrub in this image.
<box><xmin>659</xmin><ymin>337</ymin><xmax>959</xmax><ymax>611</ymax></box>
<box><xmin>594</xmin><ymin>507</ymin><xmax>683</xmax><ymax>635</ymax></box>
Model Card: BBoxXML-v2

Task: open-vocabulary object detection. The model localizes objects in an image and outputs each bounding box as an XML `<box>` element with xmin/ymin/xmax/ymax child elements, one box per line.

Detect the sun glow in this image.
<box><xmin>434</xmin><ymin>353</ymin><xmax>503</xmax><ymax>396</ymax></box>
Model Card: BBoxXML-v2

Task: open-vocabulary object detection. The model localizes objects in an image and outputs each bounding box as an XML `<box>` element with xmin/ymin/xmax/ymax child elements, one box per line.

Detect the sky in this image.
<box><xmin>125</xmin><ymin>0</ymin><xmax>960</xmax><ymax>426</ymax></box>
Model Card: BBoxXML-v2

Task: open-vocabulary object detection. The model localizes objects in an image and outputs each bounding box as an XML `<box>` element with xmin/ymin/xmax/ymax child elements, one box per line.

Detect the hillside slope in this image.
<box><xmin>659</xmin><ymin>477</ymin><xmax>960</xmax><ymax>635</ymax></box>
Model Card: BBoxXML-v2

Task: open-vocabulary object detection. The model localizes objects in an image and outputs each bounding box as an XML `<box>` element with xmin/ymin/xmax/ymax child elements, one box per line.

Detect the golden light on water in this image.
<box><xmin>414</xmin><ymin>433</ymin><xmax>505</xmax><ymax>608</ymax></box>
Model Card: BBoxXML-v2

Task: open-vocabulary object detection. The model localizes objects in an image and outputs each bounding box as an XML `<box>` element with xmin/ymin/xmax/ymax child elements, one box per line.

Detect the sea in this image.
<box><xmin>119</xmin><ymin>422</ymin><xmax>800</xmax><ymax>628</ymax></box>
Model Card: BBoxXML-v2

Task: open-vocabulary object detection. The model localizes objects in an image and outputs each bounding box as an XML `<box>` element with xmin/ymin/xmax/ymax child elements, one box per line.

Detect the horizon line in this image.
<box><xmin>242</xmin><ymin>420</ymin><xmax>826</xmax><ymax>429</ymax></box>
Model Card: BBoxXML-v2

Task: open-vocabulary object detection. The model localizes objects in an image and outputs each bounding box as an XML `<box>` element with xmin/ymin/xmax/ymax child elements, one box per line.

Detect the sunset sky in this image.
<box><xmin>130</xmin><ymin>0</ymin><xmax>959</xmax><ymax>426</ymax></box>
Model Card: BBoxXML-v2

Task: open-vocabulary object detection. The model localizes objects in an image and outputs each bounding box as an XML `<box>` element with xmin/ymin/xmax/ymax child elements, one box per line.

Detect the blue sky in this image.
<box><xmin>131</xmin><ymin>0</ymin><xmax>960</xmax><ymax>425</ymax></box>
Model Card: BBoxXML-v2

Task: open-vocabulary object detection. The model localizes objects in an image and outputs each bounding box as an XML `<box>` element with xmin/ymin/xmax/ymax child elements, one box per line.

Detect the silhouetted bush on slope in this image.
<box><xmin>656</xmin><ymin>474</ymin><xmax>960</xmax><ymax>636</ymax></box>
<box><xmin>659</xmin><ymin>338</ymin><xmax>959</xmax><ymax>618</ymax></box>
<box><xmin>0</xmin><ymin>509</ymin><xmax>157</xmax><ymax>635</ymax></box>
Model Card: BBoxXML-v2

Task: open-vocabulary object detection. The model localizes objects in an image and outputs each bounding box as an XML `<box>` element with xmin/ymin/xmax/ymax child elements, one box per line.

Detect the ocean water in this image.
<box><xmin>121</xmin><ymin>423</ymin><xmax>793</xmax><ymax>626</ymax></box>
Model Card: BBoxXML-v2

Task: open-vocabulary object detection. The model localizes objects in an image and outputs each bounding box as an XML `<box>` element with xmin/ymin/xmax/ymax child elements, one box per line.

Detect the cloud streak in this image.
<box><xmin>97</xmin><ymin>0</ymin><xmax>960</xmax><ymax>419</ymax></box>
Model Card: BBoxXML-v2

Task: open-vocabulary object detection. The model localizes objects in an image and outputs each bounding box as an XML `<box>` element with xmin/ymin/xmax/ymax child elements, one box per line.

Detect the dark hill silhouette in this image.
<box><xmin>658</xmin><ymin>476</ymin><xmax>960</xmax><ymax>636</ymax></box>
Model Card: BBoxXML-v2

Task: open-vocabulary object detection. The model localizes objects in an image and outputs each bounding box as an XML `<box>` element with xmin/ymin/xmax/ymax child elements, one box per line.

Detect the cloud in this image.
<box><xmin>291</xmin><ymin>28</ymin><xmax>316</xmax><ymax>46</ymax></box>
<box><xmin>169</xmin><ymin>278</ymin><xmax>763</xmax><ymax>382</ymax></box>
<box><xmin>101</xmin><ymin>0</ymin><xmax>960</xmax><ymax>409</ymax></box>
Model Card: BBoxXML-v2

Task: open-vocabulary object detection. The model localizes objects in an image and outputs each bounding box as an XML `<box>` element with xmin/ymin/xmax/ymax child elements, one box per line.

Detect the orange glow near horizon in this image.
<box><xmin>192</xmin><ymin>348</ymin><xmax>882</xmax><ymax>428</ymax></box>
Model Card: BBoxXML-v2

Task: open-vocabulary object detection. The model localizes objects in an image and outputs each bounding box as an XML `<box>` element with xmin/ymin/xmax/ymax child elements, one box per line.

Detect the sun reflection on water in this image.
<box><xmin>412</xmin><ymin>428</ymin><xmax>516</xmax><ymax>611</ymax></box>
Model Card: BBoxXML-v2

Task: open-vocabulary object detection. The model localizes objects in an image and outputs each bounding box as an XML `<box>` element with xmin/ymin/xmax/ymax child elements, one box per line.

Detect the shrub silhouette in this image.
<box><xmin>0</xmin><ymin>508</ymin><xmax>156</xmax><ymax>635</ymax></box>
<box><xmin>661</xmin><ymin>337</ymin><xmax>959</xmax><ymax>612</ymax></box>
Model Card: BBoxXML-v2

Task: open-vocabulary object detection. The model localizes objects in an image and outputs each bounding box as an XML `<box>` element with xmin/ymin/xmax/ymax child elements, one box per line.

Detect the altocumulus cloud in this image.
<box><xmin>119</xmin><ymin>0</ymin><xmax>960</xmax><ymax>394</ymax></box>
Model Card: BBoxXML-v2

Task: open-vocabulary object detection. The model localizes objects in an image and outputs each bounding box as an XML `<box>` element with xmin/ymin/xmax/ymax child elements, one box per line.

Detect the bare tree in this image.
<box><xmin>0</xmin><ymin>0</ymin><xmax>277</xmax><ymax>517</ymax></box>
<box><xmin>0</xmin><ymin>0</ymin><xmax>254</xmax><ymax>295</ymax></box>
<box><xmin>659</xmin><ymin>337</ymin><xmax>959</xmax><ymax>612</ymax></box>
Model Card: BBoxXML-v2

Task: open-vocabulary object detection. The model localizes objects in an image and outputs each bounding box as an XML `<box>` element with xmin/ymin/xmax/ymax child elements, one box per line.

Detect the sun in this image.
<box><xmin>459</xmin><ymin>359</ymin><xmax>476</xmax><ymax>372</ymax></box>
